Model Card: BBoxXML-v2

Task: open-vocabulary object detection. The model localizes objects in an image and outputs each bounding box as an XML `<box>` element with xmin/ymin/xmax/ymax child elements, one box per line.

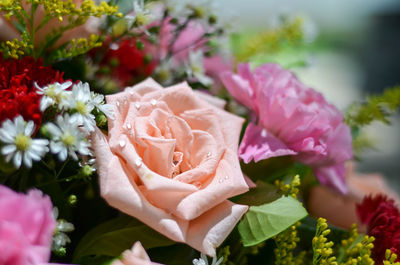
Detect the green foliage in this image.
<box><xmin>345</xmin><ymin>86</ymin><xmax>400</xmax><ymax>129</ymax></box>
<box><xmin>231</xmin><ymin>17</ymin><xmax>304</xmax><ymax>62</ymax></box>
<box><xmin>72</xmin><ymin>215</ymin><xmax>174</xmax><ymax>263</ymax></box>
<box><xmin>238</xmin><ymin>196</ymin><xmax>308</xmax><ymax>247</ymax></box>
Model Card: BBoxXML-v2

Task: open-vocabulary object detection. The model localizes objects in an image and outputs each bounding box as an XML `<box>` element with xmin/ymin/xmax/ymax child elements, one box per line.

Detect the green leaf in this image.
<box><xmin>235</xmin><ymin>181</ymin><xmax>281</xmax><ymax>206</ymax></box>
<box><xmin>238</xmin><ymin>196</ymin><xmax>308</xmax><ymax>247</ymax></box>
<box><xmin>73</xmin><ymin>215</ymin><xmax>175</xmax><ymax>263</ymax></box>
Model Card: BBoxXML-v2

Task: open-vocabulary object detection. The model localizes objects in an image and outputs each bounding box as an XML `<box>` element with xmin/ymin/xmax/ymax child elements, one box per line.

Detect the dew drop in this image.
<box><xmin>116</xmin><ymin>101</ymin><xmax>121</xmax><ymax>107</ymax></box>
<box><xmin>119</xmin><ymin>139</ymin><xmax>126</xmax><ymax>148</ymax></box>
<box><xmin>150</xmin><ymin>99</ymin><xmax>157</xmax><ymax>106</ymax></box>
<box><xmin>206</xmin><ymin>152</ymin><xmax>212</xmax><ymax>157</ymax></box>
<box><xmin>261</xmin><ymin>129</ymin><xmax>268</xmax><ymax>137</ymax></box>
<box><xmin>218</xmin><ymin>179</ymin><xmax>224</xmax><ymax>183</ymax></box>
<box><xmin>224</xmin><ymin>175</ymin><xmax>229</xmax><ymax>180</ymax></box>
<box><xmin>135</xmin><ymin>102</ymin><xmax>141</xmax><ymax>109</ymax></box>
<box><xmin>135</xmin><ymin>158</ymin><xmax>142</xmax><ymax>167</ymax></box>
<box><xmin>129</xmin><ymin>90</ymin><xmax>134</xmax><ymax>95</ymax></box>
<box><xmin>110</xmin><ymin>43</ymin><xmax>119</xmax><ymax>50</ymax></box>
<box><xmin>193</xmin><ymin>181</ymin><xmax>202</xmax><ymax>188</ymax></box>
<box><xmin>126</xmin><ymin>123</ymin><xmax>132</xmax><ymax>130</ymax></box>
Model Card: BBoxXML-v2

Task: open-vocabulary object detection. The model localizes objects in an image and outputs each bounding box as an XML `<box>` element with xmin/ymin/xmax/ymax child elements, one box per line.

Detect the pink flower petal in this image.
<box><xmin>239</xmin><ymin>123</ymin><xmax>297</xmax><ymax>163</ymax></box>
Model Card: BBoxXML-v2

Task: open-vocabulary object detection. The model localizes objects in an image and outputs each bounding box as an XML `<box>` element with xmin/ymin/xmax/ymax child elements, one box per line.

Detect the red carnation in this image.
<box><xmin>357</xmin><ymin>194</ymin><xmax>400</xmax><ymax>264</ymax></box>
<box><xmin>0</xmin><ymin>56</ymin><xmax>64</xmax><ymax>128</ymax></box>
<box><xmin>99</xmin><ymin>38</ymin><xmax>156</xmax><ymax>87</ymax></box>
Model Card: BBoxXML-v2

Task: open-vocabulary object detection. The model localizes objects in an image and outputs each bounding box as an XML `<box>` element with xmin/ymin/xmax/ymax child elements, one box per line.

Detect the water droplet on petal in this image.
<box><xmin>224</xmin><ymin>175</ymin><xmax>229</xmax><ymax>180</ymax></box>
<box><xmin>135</xmin><ymin>102</ymin><xmax>141</xmax><ymax>109</ymax></box>
<box><xmin>110</xmin><ymin>43</ymin><xmax>119</xmax><ymax>50</ymax></box>
<box><xmin>261</xmin><ymin>129</ymin><xmax>268</xmax><ymax>137</ymax></box>
<box><xmin>119</xmin><ymin>139</ymin><xmax>126</xmax><ymax>148</ymax></box>
<box><xmin>193</xmin><ymin>181</ymin><xmax>202</xmax><ymax>188</ymax></box>
<box><xmin>150</xmin><ymin>99</ymin><xmax>157</xmax><ymax>106</ymax></box>
<box><xmin>129</xmin><ymin>90</ymin><xmax>134</xmax><ymax>95</ymax></box>
<box><xmin>207</xmin><ymin>152</ymin><xmax>212</xmax><ymax>157</ymax></box>
<box><xmin>126</xmin><ymin>123</ymin><xmax>132</xmax><ymax>130</ymax></box>
<box><xmin>116</xmin><ymin>101</ymin><xmax>120</xmax><ymax>107</ymax></box>
<box><xmin>135</xmin><ymin>158</ymin><xmax>142</xmax><ymax>167</ymax></box>
<box><xmin>218</xmin><ymin>179</ymin><xmax>223</xmax><ymax>183</ymax></box>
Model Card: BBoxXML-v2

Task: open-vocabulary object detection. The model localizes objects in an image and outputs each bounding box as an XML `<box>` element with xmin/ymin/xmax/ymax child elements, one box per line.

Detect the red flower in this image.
<box><xmin>357</xmin><ymin>194</ymin><xmax>400</xmax><ymax>264</ymax></box>
<box><xmin>0</xmin><ymin>56</ymin><xmax>64</xmax><ymax>128</ymax></box>
<box><xmin>99</xmin><ymin>38</ymin><xmax>156</xmax><ymax>87</ymax></box>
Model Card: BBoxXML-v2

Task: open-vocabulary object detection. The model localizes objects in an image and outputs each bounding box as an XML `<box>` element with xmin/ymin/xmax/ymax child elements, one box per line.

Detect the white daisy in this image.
<box><xmin>0</xmin><ymin>116</ymin><xmax>49</xmax><ymax>168</ymax></box>
<box><xmin>46</xmin><ymin>114</ymin><xmax>91</xmax><ymax>161</ymax></box>
<box><xmin>35</xmin><ymin>81</ymin><xmax>72</xmax><ymax>111</ymax></box>
<box><xmin>185</xmin><ymin>50</ymin><xmax>213</xmax><ymax>87</ymax></box>
<box><xmin>125</xmin><ymin>0</ymin><xmax>153</xmax><ymax>28</ymax></box>
<box><xmin>90</xmin><ymin>92</ymin><xmax>114</xmax><ymax>119</ymax></box>
<box><xmin>193</xmin><ymin>253</ymin><xmax>223</xmax><ymax>265</ymax></box>
<box><xmin>154</xmin><ymin>60</ymin><xmax>175</xmax><ymax>86</ymax></box>
<box><xmin>67</xmin><ymin>82</ymin><xmax>96</xmax><ymax>132</ymax></box>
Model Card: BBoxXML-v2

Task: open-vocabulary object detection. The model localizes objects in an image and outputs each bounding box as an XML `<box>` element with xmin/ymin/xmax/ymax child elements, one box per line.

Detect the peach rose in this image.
<box><xmin>111</xmin><ymin>242</ymin><xmax>162</xmax><ymax>265</ymax></box>
<box><xmin>307</xmin><ymin>162</ymin><xmax>400</xmax><ymax>229</ymax></box>
<box><xmin>91</xmin><ymin>78</ymin><xmax>249</xmax><ymax>256</ymax></box>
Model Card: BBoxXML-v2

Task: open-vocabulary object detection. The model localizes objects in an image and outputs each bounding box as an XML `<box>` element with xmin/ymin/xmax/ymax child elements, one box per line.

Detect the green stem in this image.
<box><xmin>29</xmin><ymin>2</ymin><xmax>38</xmax><ymax>58</ymax></box>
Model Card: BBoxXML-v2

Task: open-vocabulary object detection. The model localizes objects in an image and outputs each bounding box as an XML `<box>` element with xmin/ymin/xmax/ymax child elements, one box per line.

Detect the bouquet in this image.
<box><xmin>0</xmin><ymin>0</ymin><xmax>400</xmax><ymax>264</ymax></box>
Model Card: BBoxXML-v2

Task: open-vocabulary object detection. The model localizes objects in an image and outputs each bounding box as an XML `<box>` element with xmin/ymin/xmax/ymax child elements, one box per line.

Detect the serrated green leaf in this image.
<box><xmin>73</xmin><ymin>215</ymin><xmax>174</xmax><ymax>263</ymax></box>
<box><xmin>238</xmin><ymin>196</ymin><xmax>308</xmax><ymax>247</ymax></box>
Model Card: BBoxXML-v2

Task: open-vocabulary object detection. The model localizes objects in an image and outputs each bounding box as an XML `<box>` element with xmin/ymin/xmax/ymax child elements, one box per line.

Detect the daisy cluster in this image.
<box><xmin>0</xmin><ymin>81</ymin><xmax>113</xmax><ymax>169</ymax></box>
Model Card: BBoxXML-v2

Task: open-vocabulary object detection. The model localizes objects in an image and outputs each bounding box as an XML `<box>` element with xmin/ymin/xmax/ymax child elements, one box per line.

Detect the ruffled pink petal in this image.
<box><xmin>239</xmin><ymin>123</ymin><xmax>297</xmax><ymax>163</ymax></box>
<box><xmin>220</xmin><ymin>71</ymin><xmax>255</xmax><ymax>111</ymax></box>
<box><xmin>315</xmin><ymin>164</ymin><xmax>347</xmax><ymax>194</ymax></box>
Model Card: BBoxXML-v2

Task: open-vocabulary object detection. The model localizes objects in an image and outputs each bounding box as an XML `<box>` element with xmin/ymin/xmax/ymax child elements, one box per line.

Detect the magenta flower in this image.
<box><xmin>221</xmin><ymin>63</ymin><xmax>353</xmax><ymax>193</ymax></box>
<box><xmin>0</xmin><ymin>185</ymin><xmax>56</xmax><ymax>265</ymax></box>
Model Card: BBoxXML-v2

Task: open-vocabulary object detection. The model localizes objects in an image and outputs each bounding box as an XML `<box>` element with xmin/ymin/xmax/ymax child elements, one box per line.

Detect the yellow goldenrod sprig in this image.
<box><xmin>275</xmin><ymin>175</ymin><xmax>301</xmax><ymax>198</ymax></box>
<box><xmin>273</xmin><ymin>221</ymin><xmax>305</xmax><ymax>265</ymax></box>
<box><xmin>51</xmin><ymin>34</ymin><xmax>102</xmax><ymax>61</ymax></box>
<box><xmin>312</xmin><ymin>218</ymin><xmax>337</xmax><ymax>265</ymax></box>
<box><xmin>0</xmin><ymin>32</ymin><xmax>33</xmax><ymax>59</ymax></box>
<box><xmin>338</xmin><ymin>223</ymin><xmax>375</xmax><ymax>265</ymax></box>
<box><xmin>384</xmin><ymin>249</ymin><xmax>400</xmax><ymax>265</ymax></box>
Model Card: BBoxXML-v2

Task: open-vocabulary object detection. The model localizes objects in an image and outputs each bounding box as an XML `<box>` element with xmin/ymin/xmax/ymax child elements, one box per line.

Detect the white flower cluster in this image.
<box><xmin>0</xmin><ymin>81</ymin><xmax>113</xmax><ymax>169</ymax></box>
<box><xmin>52</xmin><ymin>207</ymin><xmax>75</xmax><ymax>252</ymax></box>
<box><xmin>193</xmin><ymin>253</ymin><xmax>223</xmax><ymax>265</ymax></box>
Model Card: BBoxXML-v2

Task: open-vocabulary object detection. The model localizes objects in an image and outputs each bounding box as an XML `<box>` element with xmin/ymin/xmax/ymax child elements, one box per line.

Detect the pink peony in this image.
<box><xmin>91</xmin><ymin>78</ymin><xmax>249</xmax><ymax>256</ymax></box>
<box><xmin>221</xmin><ymin>63</ymin><xmax>353</xmax><ymax>193</ymax></box>
<box><xmin>0</xmin><ymin>185</ymin><xmax>56</xmax><ymax>265</ymax></box>
<box><xmin>110</xmin><ymin>242</ymin><xmax>163</xmax><ymax>265</ymax></box>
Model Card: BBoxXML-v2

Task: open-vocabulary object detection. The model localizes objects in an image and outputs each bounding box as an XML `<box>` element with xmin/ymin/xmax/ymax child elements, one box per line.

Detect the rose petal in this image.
<box><xmin>186</xmin><ymin>201</ymin><xmax>248</xmax><ymax>257</ymax></box>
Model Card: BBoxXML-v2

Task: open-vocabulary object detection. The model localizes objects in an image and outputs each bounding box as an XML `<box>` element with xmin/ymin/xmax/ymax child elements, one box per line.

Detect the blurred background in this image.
<box><xmin>216</xmin><ymin>0</ymin><xmax>400</xmax><ymax>191</ymax></box>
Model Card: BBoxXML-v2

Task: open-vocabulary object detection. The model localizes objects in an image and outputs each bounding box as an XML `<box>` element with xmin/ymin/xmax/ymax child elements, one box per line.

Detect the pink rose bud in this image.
<box><xmin>111</xmin><ymin>242</ymin><xmax>163</xmax><ymax>265</ymax></box>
